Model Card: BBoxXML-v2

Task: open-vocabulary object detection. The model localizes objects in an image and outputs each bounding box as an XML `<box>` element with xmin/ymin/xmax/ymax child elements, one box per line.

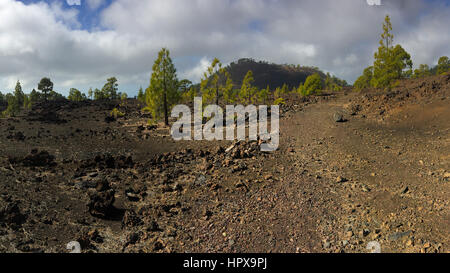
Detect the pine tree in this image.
<box><xmin>437</xmin><ymin>56</ymin><xmax>450</xmax><ymax>75</ymax></box>
<box><xmin>239</xmin><ymin>70</ymin><xmax>258</xmax><ymax>105</ymax></box>
<box><xmin>38</xmin><ymin>77</ymin><xmax>53</xmax><ymax>101</ymax></box>
<box><xmin>30</xmin><ymin>89</ymin><xmax>40</xmax><ymax>102</ymax></box>
<box><xmin>137</xmin><ymin>87</ymin><xmax>145</xmax><ymax>103</ymax></box>
<box><xmin>187</xmin><ymin>86</ymin><xmax>199</xmax><ymax>102</ymax></box>
<box><xmin>200</xmin><ymin>58</ymin><xmax>233</xmax><ymax>105</ymax></box>
<box><xmin>5</xmin><ymin>93</ymin><xmax>20</xmax><ymax>117</ymax></box>
<box><xmin>303</xmin><ymin>73</ymin><xmax>323</xmax><ymax>96</ymax></box>
<box><xmin>94</xmin><ymin>88</ymin><xmax>104</xmax><ymax>100</ymax></box>
<box><xmin>88</xmin><ymin>88</ymin><xmax>93</xmax><ymax>100</ymax></box>
<box><xmin>178</xmin><ymin>79</ymin><xmax>192</xmax><ymax>93</ymax></box>
<box><xmin>281</xmin><ymin>83</ymin><xmax>288</xmax><ymax>95</ymax></box>
<box><xmin>68</xmin><ymin>88</ymin><xmax>85</xmax><ymax>101</ymax></box>
<box><xmin>14</xmin><ymin>81</ymin><xmax>24</xmax><ymax>107</ymax></box>
<box><xmin>144</xmin><ymin>48</ymin><xmax>179</xmax><ymax>126</ymax></box>
<box><xmin>258</xmin><ymin>85</ymin><xmax>270</xmax><ymax>104</ymax></box>
<box><xmin>274</xmin><ymin>87</ymin><xmax>282</xmax><ymax>99</ymax></box>
<box><xmin>371</xmin><ymin>15</ymin><xmax>412</xmax><ymax>89</ymax></box>
<box><xmin>297</xmin><ymin>83</ymin><xmax>306</xmax><ymax>96</ymax></box>
<box><xmin>101</xmin><ymin>77</ymin><xmax>119</xmax><ymax>99</ymax></box>
<box><xmin>222</xmin><ymin>76</ymin><xmax>234</xmax><ymax>103</ymax></box>
<box><xmin>23</xmin><ymin>94</ymin><xmax>31</xmax><ymax>109</ymax></box>
<box><xmin>412</xmin><ymin>64</ymin><xmax>432</xmax><ymax>79</ymax></box>
<box><xmin>354</xmin><ymin>66</ymin><xmax>374</xmax><ymax>90</ymax></box>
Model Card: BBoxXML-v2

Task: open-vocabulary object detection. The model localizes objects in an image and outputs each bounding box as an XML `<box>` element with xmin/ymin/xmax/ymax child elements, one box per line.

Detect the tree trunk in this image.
<box><xmin>163</xmin><ymin>91</ymin><xmax>168</xmax><ymax>126</ymax></box>
<box><xmin>215</xmin><ymin>84</ymin><xmax>219</xmax><ymax>106</ymax></box>
<box><xmin>163</xmin><ymin>68</ymin><xmax>169</xmax><ymax>126</ymax></box>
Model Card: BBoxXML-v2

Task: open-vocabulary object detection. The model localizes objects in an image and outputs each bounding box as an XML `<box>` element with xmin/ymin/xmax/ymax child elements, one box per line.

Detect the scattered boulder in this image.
<box><xmin>336</xmin><ymin>176</ymin><xmax>348</xmax><ymax>183</ymax></box>
<box><xmin>388</xmin><ymin>231</ymin><xmax>412</xmax><ymax>241</ymax></box>
<box><xmin>9</xmin><ymin>149</ymin><xmax>56</xmax><ymax>167</ymax></box>
<box><xmin>333</xmin><ymin>113</ymin><xmax>345</xmax><ymax>122</ymax></box>
<box><xmin>77</xmin><ymin>229</ymin><xmax>103</xmax><ymax>250</ymax></box>
<box><xmin>194</xmin><ymin>175</ymin><xmax>207</xmax><ymax>186</ymax></box>
<box><xmin>122</xmin><ymin>210</ymin><xmax>143</xmax><ymax>229</ymax></box>
<box><xmin>87</xmin><ymin>179</ymin><xmax>116</xmax><ymax>218</ymax></box>
<box><xmin>0</xmin><ymin>199</ymin><xmax>26</xmax><ymax>230</ymax></box>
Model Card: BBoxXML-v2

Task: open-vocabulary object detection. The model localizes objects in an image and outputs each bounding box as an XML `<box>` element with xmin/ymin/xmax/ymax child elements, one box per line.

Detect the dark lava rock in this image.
<box><xmin>77</xmin><ymin>229</ymin><xmax>103</xmax><ymax>250</ymax></box>
<box><xmin>28</xmin><ymin>108</ymin><xmax>67</xmax><ymax>124</ymax></box>
<box><xmin>87</xmin><ymin>180</ymin><xmax>115</xmax><ymax>218</ymax></box>
<box><xmin>122</xmin><ymin>210</ymin><xmax>143</xmax><ymax>229</ymax></box>
<box><xmin>0</xmin><ymin>199</ymin><xmax>26</xmax><ymax>230</ymax></box>
<box><xmin>82</xmin><ymin>154</ymin><xmax>134</xmax><ymax>169</ymax></box>
<box><xmin>104</xmin><ymin>116</ymin><xmax>116</xmax><ymax>123</ymax></box>
<box><xmin>9</xmin><ymin>149</ymin><xmax>56</xmax><ymax>167</ymax></box>
<box><xmin>125</xmin><ymin>183</ymin><xmax>146</xmax><ymax>201</ymax></box>
<box><xmin>350</xmin><ymin>104</ymin><xmax>362</xmax><ymax>115</ymax></box>
<box><xmin>7</xmin><ymin>131</ymin><xmax>26</xmax><ymax>141</ymax></box>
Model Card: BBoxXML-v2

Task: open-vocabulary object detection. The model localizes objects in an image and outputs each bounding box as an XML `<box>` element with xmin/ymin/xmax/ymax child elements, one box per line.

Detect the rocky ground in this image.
<box><xmin>0</xmin><ymin>75</ymin><xmax>449</xmax><ymax>253</ymax></box>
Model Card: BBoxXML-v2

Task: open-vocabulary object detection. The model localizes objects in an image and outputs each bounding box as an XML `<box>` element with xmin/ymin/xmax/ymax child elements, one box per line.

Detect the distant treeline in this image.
<box><xmin>0</xmin><ymin>77</ymin><xmax>129</xmax><ymax>117</ymax></box>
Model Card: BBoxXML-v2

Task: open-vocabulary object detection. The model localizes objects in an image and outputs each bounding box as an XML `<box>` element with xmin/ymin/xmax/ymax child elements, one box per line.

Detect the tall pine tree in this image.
<box><xmin>371</xmin><ymin>15</ymin><xmax>412</xmax><ymax>89</ymax></box>
<box><xmin>14</xmin><ymin>80</ymin><xmax>24</xmax><ymax>107</ymax></box>
<box><xmin>200</xmin><ymin>58</ymin><xmax>233</xmax><ymax>106</ymax></box>
<box><xmin>38</xmin><ymin>77</ymin><xmax>53</xmax><ymax>101</ymax></box>
<box><xmin>144</xmin><ymin>48</ymin><xmax>179</xmax><ymax>126</ymax></box>
<box><xmin>239</xmin><ymin>70</ymin><xmax>258</xmax><ymax>105</ymax></box>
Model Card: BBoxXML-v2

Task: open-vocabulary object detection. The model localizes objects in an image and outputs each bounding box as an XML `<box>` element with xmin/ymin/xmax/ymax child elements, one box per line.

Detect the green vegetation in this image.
<box><xmin>2</xmin><ymin>21</ymin><xmax>447</xmax><ymax>121</ymax></box>
<box><xmin>92</xmin><ymin>77</ymin><xmax>120</xmax><ymax>100</ymax></box>
<box><xmin>437</xmin><ymin>56</ymin><xmax>450</xmax><ymax>75</ymax></box>
<box><xmin>298</xmin><ymin>73</ymin><xmax>323</xmax><ymax>96</ymax></box>
<box><xmin>354</xmin><ymin>66</ymin><xmax>374</xmax><ymax>90</ymax></box>
<box><xmin>38</xmin><ymin>77</ymin><xmax>54</xmax><ymax>101</ymax></box>
<box><xmin>2</xmin><ymin>81</ymin><xmax>24</xmax><ymax>117</ymax></box>
<box><xmin>144</xmin><ymin>48</ymin><xmax>179</xmax><ymax>126</ymax></box>
<box><xmin>110</xmin><ymin>107</ymin><xmax>124</xmax><ymax>119</ymax></box>
<box><xmin>258</xmin><ymin>85</ymin><xmax>270</xmax><ymax>104</ymax></box>
<box><xmin>137</xmin><ymin>87</ymin><xmax>145</xmax><ymax>103</ymax></box>
<box><xmin>14</xmin><ymin>81</ymin><xmax>25</xmax><ymax>108</ymax></box>
<box><xmin>355</xmin><ymin>15</ymin><xmax>413</xmax><ymax>90</ymax></box>
<box><xmin>324</xmin><ymin>73</ymin><xmax>347</xmax><ymax>91</ymax></box>
<box><xmin>184</xmin><ymin>86</ymin><xmax>200</xmax><ymax>103</ymax></box>
<box><xmin>102</xmin><ymin>77</ymin><xmax>119</xmax><ymax>100</ymax></box>
<box><xmin>68</xmin><ymin>88</ymin><xmax>87</xmax><ymax>101</ymax></box>
<box><xmin>238</xmin><ymin>70</ymin><xmax>258</xmax><ymax>105</ymax></box>
<box><xmin>412</xmin><ymin>64</ymin><xmax>432</xmax><ymax>79</ymax></box>
<box><xmin>200</xmin><ymin>58</ymin><xmax>233</xmax><ymax>105</ymax></box>
<box><xmin>273</xmin><ymin>98</ymin><xmax>285</xmax><ymax>105</ymax></box>
<box><xmin>88</xmin><ymin>88</ymin><xmax>93</xmax><ymax>100</ymax></box>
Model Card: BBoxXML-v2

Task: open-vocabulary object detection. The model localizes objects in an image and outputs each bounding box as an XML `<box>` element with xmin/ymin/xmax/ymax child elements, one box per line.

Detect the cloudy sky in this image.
<box><xmin>1</xmin><ymin>0</ymin><xmax>449</xmax><ymax>97</ymax></box>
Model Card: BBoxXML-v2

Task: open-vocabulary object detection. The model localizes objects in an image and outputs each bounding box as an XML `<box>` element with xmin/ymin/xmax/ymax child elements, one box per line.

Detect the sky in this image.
<box><xmin>1</xmin><ymin>0</ymin><xmax>449</xmax><ymax>97</ymax></box>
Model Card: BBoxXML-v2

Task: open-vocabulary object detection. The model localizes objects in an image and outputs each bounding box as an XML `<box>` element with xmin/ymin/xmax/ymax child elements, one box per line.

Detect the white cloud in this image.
<box><xmin>180</xmin><ymin>57</ymin><xmax>211</xmax><ymax>83</ymax></box>
<box><xmin>86</xmin><ymin>0</ymin><xmax>105</xmax><ymax>10</ymax></box>
<box><xmin>0</xmin><ymin>0</ymin><xmax>450</xmax><ymax>96</ymax></box>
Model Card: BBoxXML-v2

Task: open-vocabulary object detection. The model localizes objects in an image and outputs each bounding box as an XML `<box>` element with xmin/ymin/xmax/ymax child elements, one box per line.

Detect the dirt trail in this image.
<box><xmin>279</xmin><ymin>90</ymin><xmax>449</xmax><ymax>252</ymax></box>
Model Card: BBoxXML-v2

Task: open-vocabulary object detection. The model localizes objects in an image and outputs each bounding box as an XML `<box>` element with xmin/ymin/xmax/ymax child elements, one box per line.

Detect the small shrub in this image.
<box><xmin>273</xmin><ymin>98</ymin><xmax>285</xmax><ymax>105</ymax></box>
<box><xmin>110</xmin><ymin>108</ymin><xmax>124</xmax><ymax>119</ymax></box>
